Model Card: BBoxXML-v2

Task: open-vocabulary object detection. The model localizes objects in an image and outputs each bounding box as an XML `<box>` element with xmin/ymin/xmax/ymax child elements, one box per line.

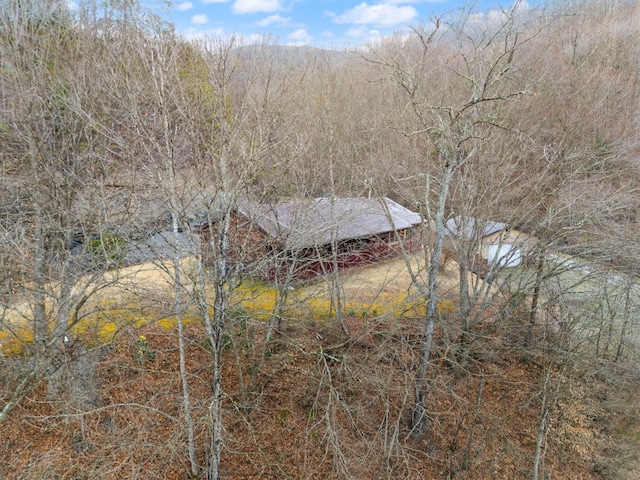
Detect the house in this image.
<box><xmin>194</xmin><ymin>197</ymin><xmax>423</xmax><ymax>282</ymax></box>
<box><xmin>445</xmin><ymin>215</ymin><xmax>533</xmax><ymax>272</ymax></box>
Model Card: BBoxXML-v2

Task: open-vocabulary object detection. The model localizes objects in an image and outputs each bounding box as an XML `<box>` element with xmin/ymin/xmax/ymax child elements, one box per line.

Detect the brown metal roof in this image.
<box><xmin>241</xmin><ymin>197</ymin><xmax>422</xmax><ymax>250</ymax></box>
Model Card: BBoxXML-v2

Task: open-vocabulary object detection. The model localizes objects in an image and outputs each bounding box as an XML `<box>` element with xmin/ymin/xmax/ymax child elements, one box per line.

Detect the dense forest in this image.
<box><xmin>2</xmin><ymin>0</ymin><xmax>640</xmax><ymax>478</ymax></box>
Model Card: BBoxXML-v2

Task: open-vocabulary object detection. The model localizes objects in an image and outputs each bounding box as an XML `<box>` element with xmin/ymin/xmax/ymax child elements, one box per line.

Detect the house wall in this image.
<box><xmin>197</xmin><ymin>212</ymin><xmax>424</xmax><ymax>283</ymax></box>
<box><xmin>196</xmin><ymin>212</ymin><xmax>270</xmax><ymax>273</ymax></box>
<box><xmin>268</xmin><ymin>227</ymin><xmax>423</xmax><ymax>283</ymax></box>
<box><xmin>479</xmin><ymin>229</ymin><xmax>535</xmax><ymax>260</ymax></box>
<box><xmin>444</xmin><ymin>228</ymin><xmax>536</xmax><ymax>276</ymax></box>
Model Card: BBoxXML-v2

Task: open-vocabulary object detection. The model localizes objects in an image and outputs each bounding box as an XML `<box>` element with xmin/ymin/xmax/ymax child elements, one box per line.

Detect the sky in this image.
<box><xmin>161</xmin><ymin>0</ymin><xmax>517</xmax><ymax>48</ymax></box>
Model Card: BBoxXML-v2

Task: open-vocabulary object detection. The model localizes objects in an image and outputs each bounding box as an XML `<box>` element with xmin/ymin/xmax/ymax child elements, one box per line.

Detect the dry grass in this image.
<box><xmin>0</xmin><ymin>255</ymin><xmax>456</xmax><ymax>353</ymax></box>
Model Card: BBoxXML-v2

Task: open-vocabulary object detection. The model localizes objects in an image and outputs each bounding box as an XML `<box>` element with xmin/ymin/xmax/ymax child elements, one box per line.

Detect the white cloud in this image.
<box><xmin>342</xmin><ymin>26</ymin><xmax>391</xmax><ymax>47</ymax></box>
<box><xmin>468</xmin><ymin>9</ymin><xmax>509</xmax><ymax>25</ymax></box>
<box><xmin>345</xmin><ymin>26</ymin><xmax>381</xmax><ymax>39</ymax></box>
<box><xmin>321</xmin><ymin>30</ymin><xmax>333</xmax><ymax>38</ymax></box>
<box><xmin>288</xmin><ymin>28</ymin><xmax>312</xmax><ymax>44</ymax></box>
<box><xmin>175</xmin><ymin>2</ymin><xmax>193</xmax><ymax>11</ymax></box>
<box><xmin>257</xmin><ymin>14</ymin><xmax>290</xmax><ymax>27</ymax></box>
<box><xmin>334</xmin><ymin>2</ymin><xmax>418</xmax><ymax>26</ymax></box>
<box><xmin>232</xmin><ymin>0</ymin><xmax>282</xmax><ymax>14</ymax></box>
<box><xmin>345</xmin><ymin>26</ymin><xmax>366</xmax><ymax>38</ymax></box>
<box><xmin>191</xmin><ymin>13</ymin><xmax>209</xmax><ymax>24</ymax></box>
<box><xmin>202</xmin><ymin>0</ymin><xmax>230</xmax><ymax>3</ymax></box>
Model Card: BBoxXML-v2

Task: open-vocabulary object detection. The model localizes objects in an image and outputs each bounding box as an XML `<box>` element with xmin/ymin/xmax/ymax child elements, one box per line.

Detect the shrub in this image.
<box><xmin>90</xmin><ymin>232</ymin><xmax>126</xmax><ymax>268</ymax></box>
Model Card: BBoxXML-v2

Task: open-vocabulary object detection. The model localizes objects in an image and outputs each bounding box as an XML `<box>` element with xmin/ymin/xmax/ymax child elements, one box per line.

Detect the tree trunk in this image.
<box><xmin>206</xmin><ymin>182</ymin><xmax>232</xmax><ymax>480</ymax></box>
<box><xmin>615</xmin><ymin>278</ymin><xmax>632</xmax><ymax>362</ymax></box>
<box><xmin>175</xmin><ymin>253</ymin><xmax>199</xmax><ymax>476</ymax></box>
<box><xmin>461</xmin><ymin>376</ymin><xmax>484</xmax><ymax>471</ymax></box>
<box><xmin>413</xmin><ymin>160</ymin><xmax>455</xmax><ymax>435</ymax></box>
<box><xmin>532</xmin><ymin>368</ymin><xmax>551</xmax><ymax>480</ymax></box>
<box><xmin>207</xmin><ymin>269</ymin><xmax>228</xmax><ymax>480</ymax></box>
<box><xmin>527</xmin><ymin>251</ymin><xmax>546</xmax><ymax>348</ymax></box>
<box><xmin>33</xmin><ymin>202</ymin><xmax>48</xmax><ymax>356</ymax></box>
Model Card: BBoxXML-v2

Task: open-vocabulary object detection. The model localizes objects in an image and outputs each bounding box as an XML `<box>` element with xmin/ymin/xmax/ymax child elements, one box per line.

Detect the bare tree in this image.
<box><xmin>0</xmin><ymin>0</ymin><xmax>137</xmax><ymax>422</ymax></box>
<box><xmin>181</xmin><ymin>35</ymin><xmax>303</xmax><ymax>479</ymax></box>
<box><xmin>110</xmin><ymin>24</ymin><xmax>202</xmax><ymax>475</ymax></box>
<box><xmin>364</xmin><ymin>5</ymin><xmax>543</xmax><ymax>435</ymax></box>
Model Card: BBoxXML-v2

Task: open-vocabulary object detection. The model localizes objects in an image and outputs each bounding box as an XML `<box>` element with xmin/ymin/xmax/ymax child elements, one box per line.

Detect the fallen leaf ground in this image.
<box><xmin>1</xmin><ymin>258</ymin><xmax>640</xmax><ymax>479</ymax></box>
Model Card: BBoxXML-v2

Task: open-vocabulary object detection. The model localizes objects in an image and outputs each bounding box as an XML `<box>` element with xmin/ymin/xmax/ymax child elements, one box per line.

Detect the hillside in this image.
<box><xmin>3</xmin><ymin>0</ymin><xmax>640</xmax><ymax>478</ymax></box>
<box><xmin>2</xmin><ymin>258</ymin><xmax>640</xmax><ymax>479</ymax></box>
